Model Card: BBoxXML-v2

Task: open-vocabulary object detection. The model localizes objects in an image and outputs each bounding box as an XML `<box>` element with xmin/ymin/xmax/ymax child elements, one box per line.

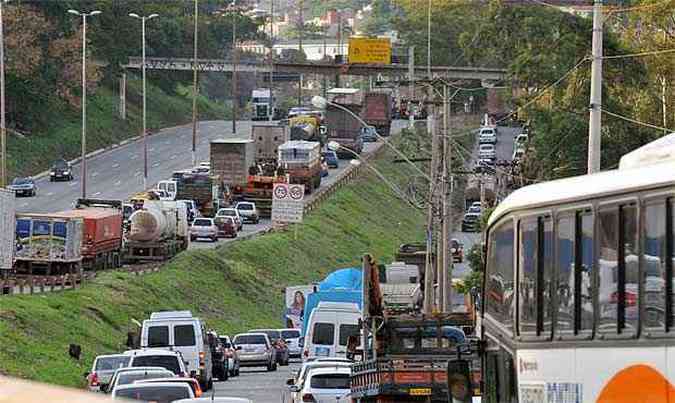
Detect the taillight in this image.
<box><xmin>626</xmin><ymin>291</ymin><xmax>637</xmax><ymax>307</ymax></box>
<box><xmin>302</xmin><ymin>394</ymin><xmax>316</xmax><ymax>402</ymax></box>
<box><xmin>303</xmin><ymin>349</ymin><xmax>309</xmax><ymax>358</ymax></box>
<box><xmin>89</xmin><ymin>372</ymin><xmax>99</xmax><ymax>386</ymax></box>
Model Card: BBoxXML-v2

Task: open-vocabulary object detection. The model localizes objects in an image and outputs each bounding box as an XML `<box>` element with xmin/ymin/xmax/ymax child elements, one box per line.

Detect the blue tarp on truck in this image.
<box><xmin>301</xmin><ymin>268</ymin><xmax>363</xmax><ymax>336</ymax></box>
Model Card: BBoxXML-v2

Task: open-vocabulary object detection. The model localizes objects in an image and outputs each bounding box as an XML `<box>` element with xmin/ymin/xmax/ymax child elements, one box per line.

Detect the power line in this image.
<box><xmin>601</xmin><ymin>107</ymin><xmax>675</xmax><ymax>132</ymax></box>
<box><xmin>606</xmin><ymin>0</ymin><xmax>673</xmax><ymax>15</ymax></box>
<box><xmin>602</xmin><ymin>48</ymin><xmax>675</xmax><ymax>59</ymax></box>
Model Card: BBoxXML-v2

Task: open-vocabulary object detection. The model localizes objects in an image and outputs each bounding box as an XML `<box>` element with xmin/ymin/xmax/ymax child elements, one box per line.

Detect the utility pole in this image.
<box><xmin>587</xmin><ymin>0</ymin><xmax>603</xmax><ymax>174</ymax></box>
<box><xmin>231</xmin><ymin>1</ymin><xmax>238</xmax><ymax>135</ymax></box>
<box><xmin>424</xmin><ymin>110</ymin><xmax>438</xmax><ymax>315</ymax></box>
<box><xmin>297</xmin><ymin>0</ymin><xmax>304</xmax><ymax>106</ymax></box>
<box><xmin>191</xmin><ymin>0</ymin><xmax>199</xmax><ymax>167</ymax></box>
<box><xmin>427</xmin><ymin>0</ymin><xmax>432</xmax><ymax>79</ymax></box>
<box><xmin>0</xmin><ymin>0</ymin><xmax>6</xmax><ymax>189</ymax></box>
<box><xmin>440</xmin><ymin>84</ymin><xmax>450</xmax><ymax>313</ymax></box>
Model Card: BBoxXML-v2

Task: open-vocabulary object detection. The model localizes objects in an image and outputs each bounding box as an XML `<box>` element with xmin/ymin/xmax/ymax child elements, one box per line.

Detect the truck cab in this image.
<box><xmin>157</xmin><ymin>180</ymin><xmax>177</xmax><ymax>201</ymax></box>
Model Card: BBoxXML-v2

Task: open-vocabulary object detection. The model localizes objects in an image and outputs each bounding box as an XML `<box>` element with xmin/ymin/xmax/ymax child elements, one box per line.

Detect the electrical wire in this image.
<box><xmin>602</xmin><ymin>48</ymin><xmax>675</xmax><ymax>59</ymax></box>
<box><xmin>600</xmin><ymin>107</ymin><xmax>675</xmax><ymax>133</ymax></box>
<box><xmin>605</xmin><ymin>0</ymin><xmax>673</xmax><ymax>15</ymax></box>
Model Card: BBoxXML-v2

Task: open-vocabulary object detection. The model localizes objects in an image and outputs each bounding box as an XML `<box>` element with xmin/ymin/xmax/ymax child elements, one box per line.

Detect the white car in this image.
<box><xmin>289</xmin><ymin>365</ymin><xmax>351</xmax><ymax>403</ymax></box>
<box><xmin>216</xmin><ymin>207</ymin><xmax>243</xmax><ymax>231</ymax></box>
<box><xmin>112</xmin><ymin>382</ymin><xmax>194</xmax><ymax>401</ymax></box>
<box><xmin>235</xmin><ymin>201</ymin><xmax>260</xmax><ymax>224</ymax></box>
<box><xmin>279</xmin><ymin>328</ymin><xmax>302</xmax><ymax>358</ymax></box>
<box><xmin>176</xmin><ymin>398</ymin><xmax>253</xmax><ymax>403</ymax></box>
<box><xmin>125</xmin><ymin>349</ymin><xmax>189</xmax><ymax>377</ymax></box>
<box><xmin>479</xmin><ymin>144</ymin><xmax>496</xmax><ymax>160</ymax></box>
<box><xmin>287</xmin><ymin>361</ymin><xmax>352</xmax><ymax>403</ymax></box>
<box><xmin>515</xmin><ymin>133</ymin><xmax>529</xmax><ymax>146</ymax></box>
<box><xmin>107</xmin><ymin>368</ymin><xmax>174</xmax><ymax>394</ymax></box>
<box><xmin>478</xmin><ymin>127</ymin><xmax>497</xmax><ymax>144</ymax></box>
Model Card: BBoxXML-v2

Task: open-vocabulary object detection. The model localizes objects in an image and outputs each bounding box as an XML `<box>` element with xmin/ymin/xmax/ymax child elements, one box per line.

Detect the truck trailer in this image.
<box><xmin>362</xmin><ymin>91</ymin><xmax>392</xmax><ymax>137</ymax></box>
<box><xmin>325</xmin><ymin>103</ymin><xmax>364</xmax><ymax>158</ymax></box>
<box><xmin>123</xmin><ymin>200</ymin><xmax>189</xmax><ymax>263</ymax></box>
<box><xmin>0</xmin><ymin>188</ymin><xmax>16</xmax><ymax>274</ymax></box>
<box><xmin>278</xmin><ymin>140</ymin><xmax>322</xmax><ymax>193</ymax></box>
<box><xmin>54</xmin><ymin>199</ymin><xmax>123</xmax><ymax>271</ymax></box>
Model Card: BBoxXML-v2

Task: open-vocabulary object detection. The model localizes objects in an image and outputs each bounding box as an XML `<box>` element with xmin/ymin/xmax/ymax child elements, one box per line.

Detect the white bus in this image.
<box><xmin>449</xmin><ymin>134</ymin><xmax>675</xmax><ymax>403</ymax></box>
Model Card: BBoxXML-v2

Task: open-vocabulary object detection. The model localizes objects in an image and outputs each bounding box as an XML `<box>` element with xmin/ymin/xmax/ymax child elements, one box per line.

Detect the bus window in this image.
<box><xmin>542</xmin><ymin>219</ymin><xmax>554</xmax><ymax>334</ymax></box>
<box><xmin>622</xmin><ymin>205</ymin><xmax>639</xmax><ymax>333</ymax></box>
<box><xmin>556</xmin><ymin>215</ymin><xmax>574</xmax><ymax>334</ymax></box>
<box><xmin>486</xmin><ymin>220</ymin><xmax>515</xmax><ymax>333</ymax></box>
<box><xmin>644</xmin><ymin>202</ymin><xmax>666</xmax><ymax>330</ymax></box>
<box><xmin>598</xmin><ymin>208</ymin><xmax>619</xmax><ymax>332</ymax></box>
<box><xmin>579</xmin><ymin>213</ymin><xmax>594</xmax><ymax>332</ymax></box>
<box><xmin>518</xmin><ymin>219</ymin><xmax>538</xmax><ymax>334</ymax></box>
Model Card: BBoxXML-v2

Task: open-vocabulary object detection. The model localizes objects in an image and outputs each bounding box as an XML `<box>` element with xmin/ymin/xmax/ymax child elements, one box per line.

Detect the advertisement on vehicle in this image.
<box><xmin>0</xmin><ymin>188</ymin><xmax>16</xmax><ymax>270</ymax></box>
<box><xmin>284</xmin><ymin>285</ymin><xmax>314</xmax><ymax>329</ymax></box>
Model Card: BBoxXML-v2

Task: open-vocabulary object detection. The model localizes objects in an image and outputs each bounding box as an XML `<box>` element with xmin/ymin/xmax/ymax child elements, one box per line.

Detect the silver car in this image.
<box><xmin>190</xmin><ymin>218</ymin><xmax>218</xmax><ymax>242</ymax></box>
<box><xmin>235</xmin><ymin>202</ymin><xmax>260</xmax><ymax>224</ymax></box>
<box><xmin>85</xmin><ymin>354</ymin><xmax>131</xmax><ymax>392</ymax></box>
<box><xmin>232</xmin><ymin>333</ymin><xmax>276</xmax><ymax>371</ymax></box>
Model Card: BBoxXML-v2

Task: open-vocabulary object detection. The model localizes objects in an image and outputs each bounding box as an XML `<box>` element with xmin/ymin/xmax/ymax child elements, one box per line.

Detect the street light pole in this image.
<box><xmin>191</xmin><ymin>0</ymin><xmax>199</xmax><ymax>167</ymax></box>
<box><xmin>587</xmin><ymin>0</ymin><xmax>603</xmax><ymax>174</ymax></box>
<box><xmin>0</xmin><ymin>0</ymin><xmax>7</xmax><ymax>188</ymax></box>
<box><xmin>427</xmin><ymin>0</ymin><xmax>431</xmax><ymax>78</ymax></box>
<box><xmin>68</xmin><ymin>9</ymin><xmax>101</xmax><ymax>199</ymax></box>
<box><xmin>231</xmin><ymin>1</ymin><xmax>237</xmax><ymax>135</ymax></box>
<box><xmin>130</xmin><ymin>13</ymin><xmax>158</xmax><ymax>191</ymax></box>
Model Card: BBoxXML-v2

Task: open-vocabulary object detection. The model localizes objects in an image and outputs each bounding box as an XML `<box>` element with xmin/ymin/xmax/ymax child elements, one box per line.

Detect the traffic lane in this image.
<box><xmin>496</xmin><ymin>126</ymin><xmax>520</xmax><ymax>162</ymax></box>
<box><xmin>16</xmin><ymin>120</ymin><xmax>254</xmax><ymax>214</ymax></box>
<box><xmin>214</xmin><ymin>359</ymin><xmax>302</xmax><ymax>403</ymax></box>
<box><xmin>451</xmin><ymin>231</ymin><xmax>480</xmax><ymax>279</ymax></box>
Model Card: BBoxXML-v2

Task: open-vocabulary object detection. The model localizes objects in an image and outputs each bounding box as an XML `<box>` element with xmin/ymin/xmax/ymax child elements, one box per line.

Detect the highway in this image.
<box><xmin>15</xmin><ymin>120</ymin><xmax>402</xmax><ymax>252</ymax></box>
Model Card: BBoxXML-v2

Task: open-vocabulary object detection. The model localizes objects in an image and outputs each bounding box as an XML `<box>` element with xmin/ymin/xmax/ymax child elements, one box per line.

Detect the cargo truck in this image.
<box><xmin>123</xmin><ymin>200</ymin><xmax>189</xmax><ymax>263</ymax></box>
<box><xmin>278</xmin><ymin>141</ymin><xmax>322</xmax><ymax>193</ymax></box>
<box><xmin>54</xmin><ymin>199</ymin><xmax>124</xmax><ymax>271</ymax></box>
<box><xmin>350</xmin><ymin>255</ymin><xmax>477</xmax><ymax>403</ymax></box>
<box><xmin>464</xmin><ymin>175</ymin><xmax>496</xmax><ymax>210</ymax></box>
<box><xmin>325</xmin><ymin>102</ymin><xmax>364</xmax><ymax>158</ymax></box>
<box><xmin>362</xmin><ymin>91</ymin><xmax>392</xmax><ymax>137</ymax></box>
<box><xmin>173</xmin><ymin>173</ymin><xmax>219</xmax><ymax>217</ymax></box>
<box><xmin>0</xmin><ymin>188</ymin><xmax>16</xmax><ymax>276</ymax></box>
<box><xmin>14</xmin><ymin>213</ymin><xmax>83</xmax><ymax>275</ymax></box>
<box><xmin>252</xmin><ymin>124</ymin><xmax>289</xmax><ymax>162</ymax></box>
<box><xmin>251</xmin><ymin>88</ymin><xmax>280</xmax><ymax>121</ymax></box>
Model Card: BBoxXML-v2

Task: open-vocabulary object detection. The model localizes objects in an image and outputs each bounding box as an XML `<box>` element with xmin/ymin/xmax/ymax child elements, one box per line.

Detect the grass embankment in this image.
<box><xmin>7</xmin><ymin>75</ymin><xmax>228</xmax><ymax>178</ymax></box>
<box><xmin>0</xmin><ymin>143</ymin><xmax>425</xmax><ymax>387</ymax></box>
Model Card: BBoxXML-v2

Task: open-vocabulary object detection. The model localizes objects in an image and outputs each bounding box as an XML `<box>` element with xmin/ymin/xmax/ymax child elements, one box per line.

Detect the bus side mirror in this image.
<box><xmin>319</xmin><ymin>126</ymin><xmax>327</xmax><ymax>135</ymax></box>
<box><xmin>447</xmin><ymin>359</ymin><xmax>472</xmax><ymax>403</ymax></box>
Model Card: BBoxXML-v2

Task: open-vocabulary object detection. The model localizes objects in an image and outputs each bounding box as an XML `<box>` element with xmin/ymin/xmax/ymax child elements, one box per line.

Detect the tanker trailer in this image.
<box><xmin>123</xmin><ymin>200</ymin><xmax>182</xmax><ymax>263</ymax></box>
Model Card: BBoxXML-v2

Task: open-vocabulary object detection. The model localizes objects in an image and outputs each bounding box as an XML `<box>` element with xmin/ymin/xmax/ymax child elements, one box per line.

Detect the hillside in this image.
<box><xmin>0</xmin><ymin>142</ymin><xmax>425</xmax><ymax>387</ymax></box>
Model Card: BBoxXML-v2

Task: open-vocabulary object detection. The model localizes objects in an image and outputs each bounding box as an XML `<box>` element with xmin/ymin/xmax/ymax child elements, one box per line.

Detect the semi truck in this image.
<box><xmin>362</xmin><ymin>91</ymin><xmax>392</xmax><ymax>137</ymax></box>
<box><xmin>350</xmin><ymin>254</ymin><xmax>476</xmax><ymax>403</ymax></box>
<box><xmin>123</xmin><ymin>200</ymin><xmax>189</xmax><ymax>263</ymax></box>
<box><xmin>54</xmin><ymin>199</ymin><xmax>123</xmax><ymax>271</ymax></box>
<box><xmin>14</xmin><ymin>213</ymin><xmax>83</xmax><ymax>275</ymax></box>
<box><xmin>289</xmin><ymin>115</ymin><xmax>326</xmax><ymax>145</ymax></box>
<box><xmin>0</xmin><ymin>188</ymin><xmax>16</xmax><ymax>275</ymax></box>
<box><xmin>173</xmin><ymin>173</ymin><xmax>218</xmax><ymax>217</ymax></box>
<box><xmin>251</xmin><ymin>88</ymin><xmax>279</xmax><ymax>121</ymax></box>
<box><xmin>278</xmin><ymin>140</ymin><xmax>322</xmax><ymax>193</ymax></box>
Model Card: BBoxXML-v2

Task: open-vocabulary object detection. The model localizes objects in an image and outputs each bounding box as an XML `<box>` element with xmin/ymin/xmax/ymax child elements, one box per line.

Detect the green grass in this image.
<box><xmin>0</xmin><ymin>144</ymin><xmax>425</xmax><ymax>387</ymax></box>
<box><xmin>6</xmin><ymin>75</ymin><xmax>229</xmax><ymax>178</ymax></box>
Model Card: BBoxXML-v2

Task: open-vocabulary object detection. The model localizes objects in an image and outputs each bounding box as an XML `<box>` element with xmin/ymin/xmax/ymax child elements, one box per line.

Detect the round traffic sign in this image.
<box><xmin>274</xmin><ymin>184</ymin><xmax>289</xmax><ymax>200</ymax></box>
<box><xmin>289</xmin><ymin>185</ymin><xmax>304</xmax><ymax>200</ymax></box>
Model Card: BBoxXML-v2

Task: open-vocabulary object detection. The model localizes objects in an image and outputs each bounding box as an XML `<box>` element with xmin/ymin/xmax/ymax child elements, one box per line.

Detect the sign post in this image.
<box><xmin>272</xmin><ymin>183</ymin><xmax>305</xmax><ymax>225</ymax></box>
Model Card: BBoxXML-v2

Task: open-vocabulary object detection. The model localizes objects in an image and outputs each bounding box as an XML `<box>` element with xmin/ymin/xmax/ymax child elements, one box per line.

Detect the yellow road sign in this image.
<box><xmin>348</xmin><ymin>37</ymin><xmax>391</xmax><ymax>65</ymax></box>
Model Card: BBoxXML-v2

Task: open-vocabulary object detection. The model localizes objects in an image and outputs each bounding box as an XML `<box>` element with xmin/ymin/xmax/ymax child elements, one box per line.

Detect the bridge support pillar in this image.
<box><xmin>119</xmin><ymin>73</ymin><xmax>126</xmax><ymax>120</ymax></box>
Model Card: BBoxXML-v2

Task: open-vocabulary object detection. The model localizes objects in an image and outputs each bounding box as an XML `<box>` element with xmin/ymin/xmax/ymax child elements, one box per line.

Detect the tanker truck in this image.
<box><xmin>122</xmin><ymin>200</ymin><xmax>190</xmax><ymax>263</ymax></box>
<box><xmin>289</xmin><ymin>115</ymin><xmax>326</xmax><ymax>146</ymax></box>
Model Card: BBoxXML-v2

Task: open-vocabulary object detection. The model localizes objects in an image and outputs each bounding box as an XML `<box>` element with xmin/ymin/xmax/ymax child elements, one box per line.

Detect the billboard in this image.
<box><xmin>348</xmin><ymin>37</ymin><xmax>391</xmax><ymax>65</ymax></box>
<box><xmin>284</xmin><ymin>285</ymin><xmax>315</xmax><ymax>329</ymax></box>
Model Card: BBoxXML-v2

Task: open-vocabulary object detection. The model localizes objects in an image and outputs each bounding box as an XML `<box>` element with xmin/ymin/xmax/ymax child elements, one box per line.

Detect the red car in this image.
<box><xmin>214</xmin><ymin>216</ymin><xmax>237</xmax><ymax>238</ymax></box>
<box><xmin>451</xmin><ymin>239</ymin><xmax>464</xmax><ymax>263</ymax></box>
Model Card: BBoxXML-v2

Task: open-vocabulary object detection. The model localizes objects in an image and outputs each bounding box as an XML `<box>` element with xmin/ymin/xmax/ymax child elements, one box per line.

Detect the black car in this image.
<box><xmin>322</xmin><ymin>151</ymin><xmax>339</xmax><ymax>169</ymax></box>
<box><xmin>8</xmin><ymin>177</ymin><xmax>37</xmax><ymax>197</ymax></box>
<box><xmin>461</xmin><ymin>212</ymin><xmax>481</xmax><ymax>232</ymax></box>
<box><xmin>49</xmin><ymin>159</ymin><xmax>73</xmax><ymax>181</ymax></box>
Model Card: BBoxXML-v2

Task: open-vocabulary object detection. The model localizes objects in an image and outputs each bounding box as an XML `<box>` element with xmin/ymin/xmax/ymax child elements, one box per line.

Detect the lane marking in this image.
<box><xmin>170</xmin><ymin>154</ymin><xmax>178</xmax><ymax>160</ymax></box>
<box><xmin>114</xmin><ymin>180</ymin><xmax>122</xmax><ymax>187</ymax></box>
<box><xmin>69</xmin><ymin>181</ymin><xmax>78</xmax><ymax>187</ymax></box>
<box><xmin>92</xmin><ymin>172</ymin><xmax>99</xmax><ymax>177</ymax></box>
<box><xmin>47</xmin><ymin>192</ymin><xmax>54</xmax><ymax>196</ymax></box>
<box><xmin>134</xmin><ymin>171</ymin><xmax>142</xmax><ymax>177</ymax></box>
<box><xmin>112</xmin><ymin>163</ymin><xmax>120</xmax><ymax>168</ymax></box>
<box><xmin>152</xmin><ymin>162</ymin><xmax>160</xmax><ymax>167</ymax></box>
<box><xmin>130</xmin><ymin>154</ymin><xmax>138</xmax><ymax>160</ymax></box>
<box><xmin>93</xmin><ymin>192</ymin><xmax>101</xmax><ymax>196</ymax></box>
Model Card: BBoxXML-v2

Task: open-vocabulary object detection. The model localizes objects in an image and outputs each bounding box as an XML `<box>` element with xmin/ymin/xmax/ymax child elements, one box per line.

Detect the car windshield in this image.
<box><xmin>218</xmin><ymin>209</ymin><xmax>236</xmax><ymax>216</ymax></box>
<box><xmin>234</xmin><ymin>334</ymin><xmax>267</xmax><ymax>345</ymax></box>
<box><xmin>12</xmin><ymin>178</ymin><xmax>30</xmax><ymax>185</ymax></box>
<box><xmin>95</xmin><ymin>356</ymin><xmax>130</xmax><ymax>371</ymax></box>
<box><xmin>53</xmin><ymin>160</ymin><xmax>68</xmax><ymax>168</ymax></box>
<box><xmin>115</xmin><ymin>385</ymin><xmax>191</xmax><ymax>402</ymax></box>
<box><xmin>237</xmin><ymin>204</ymin><xmax>253</xmax><ymax>211</ymax></box>
<box><xmin>131</xmin><ymin>356</ymin><xmax>181</xmax><ymax>374</ymax></box>
<box><xmin>451</xmin><ymin>240</ymin><xmax>460</xmax><ymax>248</ymax></box>
<box><xmin>281</xmin><ymin>330</ymin><xmax>300</xmax><ymax>339</ymax></box>
<box><xmin>193</xmin><ymin>219</ymin><xmax>212</xmax><ymax>226</ymax></box>
<box><xmin>309</xmin><ymin>373</ymin><xmax>350</xmax><ymax>389</ymax></box>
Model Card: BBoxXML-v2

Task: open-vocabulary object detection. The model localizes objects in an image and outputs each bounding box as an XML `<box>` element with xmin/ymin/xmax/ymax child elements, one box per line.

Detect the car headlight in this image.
<box><xmin>64</xmin><ymin>171</ymin><xmax>70</xmax><ymax>175</ymax></box>
<box><xmin>50</xmin><ymin>172</ymin><xmax>55</xmax><ymax>176</ymax></box>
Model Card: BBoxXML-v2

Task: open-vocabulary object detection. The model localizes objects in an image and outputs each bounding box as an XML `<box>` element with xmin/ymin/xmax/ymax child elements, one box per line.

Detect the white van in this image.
<box><xmin>157</xmin><ymin>180</ymin><xmax>178</xmax><ymax>201</ymax></box>
<box><xmin>140</xmin><ymin>311</ymin><xmax>214</xmax><ymax>390</ymax></box>
<box><xmin>303</xmin><ymin>302</ymin><xmax>361</xmax><ymax>362</ymax></box>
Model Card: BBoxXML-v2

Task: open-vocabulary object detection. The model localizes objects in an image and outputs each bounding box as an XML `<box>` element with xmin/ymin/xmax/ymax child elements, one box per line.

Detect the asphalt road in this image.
<box><xmin>213</xmin><ymin>359</ymin><xmax>302</xmax><ymax>403</ymax></box>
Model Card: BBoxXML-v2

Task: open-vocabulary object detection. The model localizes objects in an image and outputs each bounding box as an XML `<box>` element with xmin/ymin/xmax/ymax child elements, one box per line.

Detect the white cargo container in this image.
<box><xmin>0</xmin><ymin>188</ymin><xmax>16</xmax><ymax>271</ymax></box>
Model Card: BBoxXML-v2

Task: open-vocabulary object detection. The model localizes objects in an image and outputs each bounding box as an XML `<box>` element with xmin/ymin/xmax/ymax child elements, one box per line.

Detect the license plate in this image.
<box><xmin>409</xmin><ymin>388</ymin><xmax>431</xmax><ymax>396</ymax></box>
<box><xmin>315</xmin><ymin>347</ymin><xmax>330</xmax><ymax>357</ymax></box>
